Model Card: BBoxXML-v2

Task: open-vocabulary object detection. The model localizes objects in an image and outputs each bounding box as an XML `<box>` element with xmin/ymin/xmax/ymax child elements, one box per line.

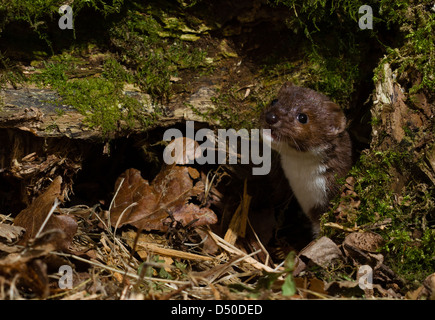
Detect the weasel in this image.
<box><xmin>261</xmin><ymin>82</ymin><xmax>352</xmax><ymax>236</ymax></box>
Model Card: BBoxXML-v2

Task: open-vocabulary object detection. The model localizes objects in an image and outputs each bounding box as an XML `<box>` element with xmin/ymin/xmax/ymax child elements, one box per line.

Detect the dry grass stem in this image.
<box><xmin>34</xmin><ymin>198</ymin><xmax>59</xmax><ymax>239</ymax></box>
<box><xmin>52</xmin><ymin>251</ymin><xmax>191</xmax><ymax>285</ymax></box>
<box><xmin>207</xmin><ymin>230</ymin><xmax>276</xmax><ymax>273</ymax></box>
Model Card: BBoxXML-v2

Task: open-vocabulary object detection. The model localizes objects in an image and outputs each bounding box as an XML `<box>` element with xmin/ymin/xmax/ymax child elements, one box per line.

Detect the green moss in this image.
<box><xmin>303</xmin><ymin>49</ymin><xmax>360</xmax><ymax>108</ymax></box>
<box><xmin>384</xmin><ymin>228</ymin><xmax>435</xmax><ymax>283</ymax></box>
<box><xmin>31</xmin><ymin>55</ymin><xmax>157</xmax><ymax>136</ymax></box>
<box><xmin>324</xmin><ymin>148</ymin><xmax>435</xmax><ymax>285</ymax></box>
<box><xmin>25</xmin><ymin>0</ymin><xmax>212</xmax><ymax>135</ymax></box>
<box><xmin>0</xmin><ymin>52</ymin><xmax>26</xmax><ymax>89</ymax></box>
<box><xmin>109</xmin><ymin>8</ymin><xmax>209</xmax><ymax>101</ymax></box>
<box><xmin>371</xmin><ymin>2</ymin><xmax>434</xmax><ymax>94</ymax></box>
<box><xmin>0</xmin><ymin>0</ymin><xmax>124</xmax><ymax>51</ymax></box>
<box><xmin>101</xmin><ymin>57</ymin><xmax>133</xmax><ymax>84</ymax></box>
<box><xmin>263</xmin><ymin>0</ymin><xmax>434</xmax><ymax>108</ymax></box>
<box><xmin>1</xmin><ymin>0</ymin><xmax>210</xmax><ymax>103</ymax></box>
<box><xmin>397</xmin><ymin>12</ymin><xmax>434</xmax><ymax>93</ymax></box>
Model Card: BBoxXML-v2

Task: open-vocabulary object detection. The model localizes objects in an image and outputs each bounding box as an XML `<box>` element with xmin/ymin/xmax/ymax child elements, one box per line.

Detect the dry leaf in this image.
<box><xmin>294</xmin><ymin>277</ymin><xmax>327</xmax><ymax>299</ymax></box>
<box><xmin>343</xmin><ymin>232</ymin><xmax>386</xmax><ymax>269</ymax></box>
<box><xmin>13</xmin><ymin>176</ymin><xmax>78</xmax><ymax>251</ymax></box>
<box><xmin>407</xmin><ymin>273</ymin><xmax>435</xmax><ymax>300</ymax></box>
<box><xmin>163</xmin><ymin>137</ymin><xmax>201</xmax><ymax>165</ymax></box>
<box><xmin>0</xmin><ymin>224</ymin><xmax>25</xmax><ymax>243</ymax></box>
<box><xmin>196</xmin><ymin>227</ymin><xmax>219</xmax><ymax>255</ymax></box>
<box><xmin>324</xmin><ymin>280</ymin><xmax>364</xmax><ymax>297</ymax></box>
<box><xmin>344</xmin><ymin>232</ymin><xmax>385</xmax><ymax>253</ymax></box>
<box><xmin>224</xmin><ymin>179</ymin><xmax>251</xmax><ymax>245</ymax></box>
<box><xmin>0</xmin><ymin>242</ymin><xmax>56</xmax><ymax>298</ymax></box>
<box><xmin>110</xmin><ymin>167</ymin><xmax>217</xmax><ymax>231</ymax></box>
<box><xmin>298</xmin><ymin>237</ymin><xmax>343</xmax><ymax>269</ymax></box>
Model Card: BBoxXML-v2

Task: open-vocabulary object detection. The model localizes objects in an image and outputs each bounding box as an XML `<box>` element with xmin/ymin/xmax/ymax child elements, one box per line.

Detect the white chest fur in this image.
<box><xmin>279</xmin><ymin>145</ymin><xmax>328</xmax><ymax>214</ymax></box>
<box><xmin>261</xmin><ymin>130</ymin><xmax>328</xmax><ymax>214</ymax></box>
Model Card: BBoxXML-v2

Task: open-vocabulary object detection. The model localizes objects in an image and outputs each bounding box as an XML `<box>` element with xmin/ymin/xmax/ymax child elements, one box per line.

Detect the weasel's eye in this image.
<box><xmin>271</xmin><ymin>99</ymin><xmax>278</xmax><ymax>106</ymax></box>
<box><xmin>297</xmin><ymin>113</ymin><xmax>308</xmax><ymax>124</ymax></box>
<box><xmin>265</xmin><ymin>111</ymin><xmax>278</xmax><ymax>125</ymax></box>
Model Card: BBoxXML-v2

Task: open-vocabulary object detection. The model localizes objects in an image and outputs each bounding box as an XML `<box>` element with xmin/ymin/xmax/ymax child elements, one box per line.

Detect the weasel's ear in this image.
<box><xmin>282</xmin><ymin>81</ymin><xmax>294</xmax><ymax>88</ymax></box>
<box><xmin>324</xmin><ymin>101</ymin><xmax>347</xmax><ymax>135</ymax></box>
<box><xmin>278</xmin><ymin>81</ymin><xmax>294</xmax><ymax>96</ymax></box>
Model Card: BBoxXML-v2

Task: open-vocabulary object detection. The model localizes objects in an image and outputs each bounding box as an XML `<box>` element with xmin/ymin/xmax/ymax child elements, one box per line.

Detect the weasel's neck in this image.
<box><xmin>279</xmin><ymin>146</ymin><xmax>328</xmax><ymax>214</ymax></box>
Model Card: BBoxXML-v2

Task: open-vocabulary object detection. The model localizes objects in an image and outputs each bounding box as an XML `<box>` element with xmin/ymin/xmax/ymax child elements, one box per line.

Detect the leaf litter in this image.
<box><xmin>109</xmin><ymin>166</ymin><xmax>217</xmax><ymax>232</ymax></box>
<box><xmin>0</xmin><ymin>138</ymin><xmax>433</xmax><ymax>300</ymax></box>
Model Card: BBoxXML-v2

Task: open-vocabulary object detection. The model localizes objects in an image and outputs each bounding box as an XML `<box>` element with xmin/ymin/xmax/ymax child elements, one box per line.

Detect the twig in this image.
<box><xmin>0</xmin><ymin>213</ymin><xmax>14</xmax><ymax>223</ymax></box>
<box><xmin>323</xmin><ymin>222</ymin><xmax>359</xmax><ymax>232</ymax></box>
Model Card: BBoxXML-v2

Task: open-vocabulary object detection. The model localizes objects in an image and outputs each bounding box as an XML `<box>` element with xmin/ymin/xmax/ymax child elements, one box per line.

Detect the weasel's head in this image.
<box><xmin>261</xmin><ymin>82</ymin><xmax>347</xmax><ymax>153</ymax></box>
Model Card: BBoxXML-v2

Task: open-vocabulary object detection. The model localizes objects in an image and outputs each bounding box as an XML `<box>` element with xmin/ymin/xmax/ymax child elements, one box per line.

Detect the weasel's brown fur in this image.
<box><xmin>261</xmin><ymin>83</ymin><xmax>352</xmax><ymax>235</ymax></box>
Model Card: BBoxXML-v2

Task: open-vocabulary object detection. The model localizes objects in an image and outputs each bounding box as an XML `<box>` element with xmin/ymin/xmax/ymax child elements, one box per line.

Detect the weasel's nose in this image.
<box><xmin>265</xmin><ymin>111</ymin><xmax>278</xmax><ymax>125</ymax></box>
